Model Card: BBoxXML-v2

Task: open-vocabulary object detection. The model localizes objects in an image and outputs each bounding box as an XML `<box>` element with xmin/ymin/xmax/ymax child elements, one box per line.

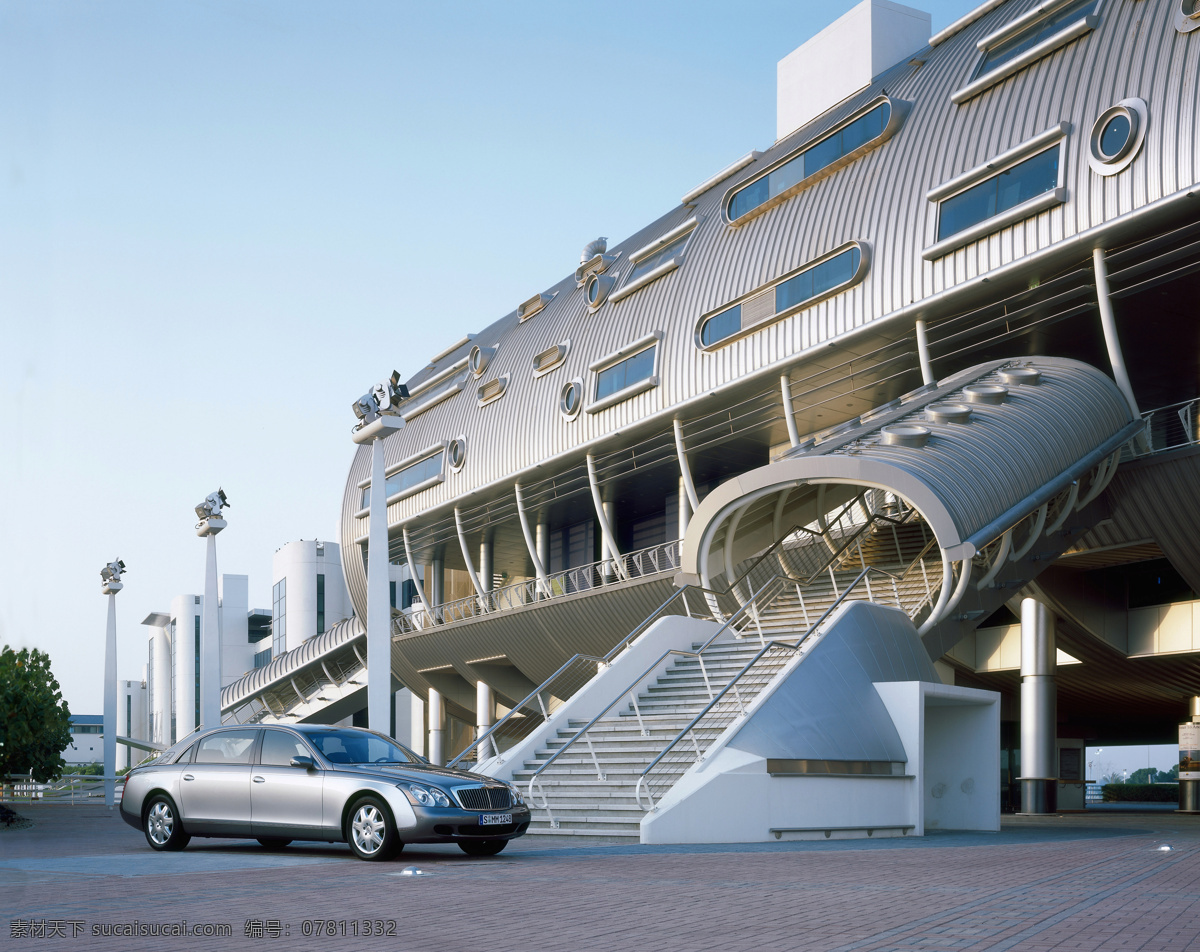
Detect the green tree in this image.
<box><xmin>0</xmin><ymin>646</ymin><xmax>73</xmax><ymax>782</ymax></box>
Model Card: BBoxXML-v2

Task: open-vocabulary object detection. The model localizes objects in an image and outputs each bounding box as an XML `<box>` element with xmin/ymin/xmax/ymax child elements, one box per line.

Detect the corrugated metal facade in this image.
<box><xmin>341</xmin><ymin>0</ymin><xmax>1200</xmax><ymax>616</ymax></box>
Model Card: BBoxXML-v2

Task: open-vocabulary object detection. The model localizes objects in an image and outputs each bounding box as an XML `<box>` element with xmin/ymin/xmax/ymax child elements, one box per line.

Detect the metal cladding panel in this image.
<box><xmin>341</xmin><ymin>0</ymin><xmax>1199</xmax><ymax>617</ymax></box>
<box><xmin>783</xmin><ymin>356</ymin><xmax>1133</xmax><ymax>544</ymax></box>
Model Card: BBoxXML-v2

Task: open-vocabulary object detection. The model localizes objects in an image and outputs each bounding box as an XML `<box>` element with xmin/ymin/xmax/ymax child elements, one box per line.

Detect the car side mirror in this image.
<box><xmin>290</xmin><ymin>755</ymin><xmax>316</xmax><ymax>770</ymax></box>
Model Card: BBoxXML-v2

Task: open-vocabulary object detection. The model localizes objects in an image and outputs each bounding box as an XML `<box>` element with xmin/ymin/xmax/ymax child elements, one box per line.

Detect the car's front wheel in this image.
<box><xmin>346</xmin><ymin>796</ymin><xmax>401</xmax><ymax>861</ymax></box>
<box><xmin>143</xmin><ymin>795</ymin><xmax>191</xmax><ymax>852</ymax></box>
<box><xmin>458</xmin><ymin>839</ymin><xmax>508</xmax><ymax>856</ymax></box>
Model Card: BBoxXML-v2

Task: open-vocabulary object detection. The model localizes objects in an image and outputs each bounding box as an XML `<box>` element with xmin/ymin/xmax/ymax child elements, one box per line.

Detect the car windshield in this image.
<box><xmin>305</xmin><ymin>730</ymin><xmax>423</xmax><ymax>766</ymax></box>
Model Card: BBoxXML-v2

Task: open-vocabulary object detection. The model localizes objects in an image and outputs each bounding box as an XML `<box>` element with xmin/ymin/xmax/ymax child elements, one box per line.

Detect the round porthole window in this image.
<box><xmin>584</xmin><ymin>273</ymin><xmax>616</xmax><ymax>311</ymax></box>
<box><xmin>448</xmin><ymin>437</ymin><xmax>466</xmax><ymax>471</ymax></box>
<box><xmin>468</xmin><ymin>344</ymin><xmax>493</xmax><ymax>377</ymax></box>
<box><xmin>560</xmin><ymin>379</ymin><xmax>583</xmax><ymax>420</ymax></box>
<box><xmin>1175</xmin><ymin>0</ymin><xmax>1200</xmax><ymax>32</ymax></box>
<box><xmin>1088</xmin><ymin>99</ymin><xmax>1148</xmax><ymax>176</ymax></box>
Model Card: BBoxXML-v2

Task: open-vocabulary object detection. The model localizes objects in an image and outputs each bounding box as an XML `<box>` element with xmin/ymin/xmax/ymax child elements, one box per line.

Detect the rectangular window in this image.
<box><xmin>316</xmin><ymin>573</ymin><xmax>325</xmax><ymax>635</ymax></box>
<box><xmin>627</xmin><ymin>233</ymin><xmax>689</xmax><ymax>283</ymax></box>
<box><xmin>937</xmin><ymin>148</ymin><xmax>1059</xmax><ymax>241</ymax></box>
<box><xmin>728</xmin><ymin>102</ymin><xmax>892</xmax><ymax>222</ymax></box>
<box><xmin>977</xmin><ymin>0</ymin><xmax>1095</xmax><ymax>75</ymax></box>
<box><xmin>361</xmin><ymin>450</ymin><xmax>445</xmax><ymax>508</ymax></box>
<box><xmin>254</xmin><ymin>647</ymin><xmax>273</xmax><ymax>669</ymax></box>
<box><xmin>595</xmin><ymin>345</ymin><xmax>657</xmax><ymax>401</ymax></box>
<box><xmin>272</xmin><ymin>579</ymin><xmax>287</xmax><ymax>656</ymax></box>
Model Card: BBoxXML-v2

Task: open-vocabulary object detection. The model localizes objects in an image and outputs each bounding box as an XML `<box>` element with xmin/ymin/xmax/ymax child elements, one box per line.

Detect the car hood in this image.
<box><xmin>335</xmin><ymin>762</ymin><xmax>502</xmax><ymax>788</ymax></box>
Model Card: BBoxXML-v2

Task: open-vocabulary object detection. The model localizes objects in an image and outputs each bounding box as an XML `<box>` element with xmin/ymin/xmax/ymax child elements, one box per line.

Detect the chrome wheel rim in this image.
<box><xmin>351</xmin><ymin>804</ymin><xmax>385</xmax><ymax>855</ymax></box>
<box><xmin>147</xmin><ymin>802</ymin><xmax>173</xmax><ymax>846</ymax></box>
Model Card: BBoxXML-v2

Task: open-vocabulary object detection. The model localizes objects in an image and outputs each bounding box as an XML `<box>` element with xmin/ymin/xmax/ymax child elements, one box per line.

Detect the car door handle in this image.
<box><xmin>253</xmin><ymin>776</ymin><xmax>266</xmax><ymax>783</ymax></box>
<box><xmin>183</xmin><ymin>774</ymin><xmax>195</xmax><ymax>781</ymax></box>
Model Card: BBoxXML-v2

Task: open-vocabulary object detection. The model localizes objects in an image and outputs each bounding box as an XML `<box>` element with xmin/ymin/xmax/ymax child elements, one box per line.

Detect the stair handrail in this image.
<box><xmin>634</xmin><ymin>564</ymin><xmax>899</xmax><ymax>811</ymax></box>
<box><xmin>450</xmin><ymin>498</ymin><xmax>930</xmax><ymax>768</ymax></box>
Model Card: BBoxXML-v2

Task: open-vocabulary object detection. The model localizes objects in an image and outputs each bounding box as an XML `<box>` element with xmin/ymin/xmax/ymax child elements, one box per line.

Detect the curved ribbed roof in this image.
<box><xmin>342</xmin><ymin>0</ymin><xmax>1198</xmax><ymax>614</ymax></box>
<box><xmin>221</xmin><ymin>615</ymin><xmax>363</xmax><ymax>711</ymax></box>
<box><xmin>680</xmin><ymin>356</ymin><xmax>1140</xmax><ymax>578</ymax></box>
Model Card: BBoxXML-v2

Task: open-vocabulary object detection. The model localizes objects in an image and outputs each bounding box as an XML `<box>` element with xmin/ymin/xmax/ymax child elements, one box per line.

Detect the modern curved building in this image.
<box><xmin>225</xmin><ymin>0</ymin><xmax>1200</xmax><ymax>839</ymax></box>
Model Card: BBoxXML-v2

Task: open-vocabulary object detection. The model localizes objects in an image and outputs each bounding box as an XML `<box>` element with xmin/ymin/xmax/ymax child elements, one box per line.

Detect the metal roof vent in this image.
<box><xmin>963</xmin><ymin>384</ymin><xmax>1007</xmax><ymax>404</ymax></box>
<box><xmin>519</xmin><ymin>292</ymin><xmax>554</xmax><ymax>322</ymax></box>
<box><xmin>576</xmin><ymin>237</ymin><xmax>618</xmax><ymax>284</ymax></box>
<box><xmin>926</xmin><ymin>403</ymin><xmax>972</xmax><ymax>424</ymax></box>
<box><xmin>468</xmin><ymin>345</ymin><xmax>494</xmax><ymax>378</ymax></box>
<box><xmin>998</xmin><ymin>367</ymin><xmax>1042</xmax><ymax>386</ymax></box>
<box><xmin>881</xmin><ymin>423</ymin><xmax>931</xmax><ymax>447</ymax></box>
<box><xmin>585</xmin><ymin>272</ymin><xmax>617</xmax><ymax>311</ymax></box>
<box><xmin>580</xmin><ymin>237</ymin><xmax>607</xmax><ymax>264</ymax></box>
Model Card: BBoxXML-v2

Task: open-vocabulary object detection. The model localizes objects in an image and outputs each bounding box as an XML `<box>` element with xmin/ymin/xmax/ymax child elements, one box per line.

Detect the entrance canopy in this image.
<box><xmin>679</xmin><ymin>357</ymin><xmax>1142</xmax><ymax>588</ymax></box>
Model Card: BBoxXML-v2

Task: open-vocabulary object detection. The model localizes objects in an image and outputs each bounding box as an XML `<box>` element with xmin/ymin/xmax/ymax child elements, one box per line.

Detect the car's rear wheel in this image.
<box><xmin>346</xmin><ymin>796</ymin><xmax>401</xmax><ymax>861</ymax></box>
<box><xmin>144</xmin><ymin>795</ymin><xmax>191</xmax><ymax>852</ymax></box>
<box><xmin>458</xmin><ymin>839</ymin><xmax>507</xmax><ymax>856</ymax></box>
<box><xmin>257</xmin><ymin>837</ymin><xmax>292</xmax><ymax>850</ymax></box>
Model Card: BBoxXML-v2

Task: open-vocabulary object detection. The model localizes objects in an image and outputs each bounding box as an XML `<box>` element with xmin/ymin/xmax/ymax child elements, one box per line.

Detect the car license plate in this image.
<box><xmin>479</xmin><ymin>813</ymin><xmax>509</xmax><ymax>826</ymax></box>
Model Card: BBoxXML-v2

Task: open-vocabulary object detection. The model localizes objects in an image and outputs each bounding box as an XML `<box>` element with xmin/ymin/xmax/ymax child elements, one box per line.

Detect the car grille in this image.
<box><xmin>454</xmin><ymin>785</ymin><xmax>513</xmax><ymax>810</ymax></box>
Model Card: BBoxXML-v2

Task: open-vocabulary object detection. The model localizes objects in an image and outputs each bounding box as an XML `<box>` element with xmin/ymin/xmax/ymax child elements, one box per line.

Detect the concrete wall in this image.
<box><xmin>273</xmin><ymin>540</ymin><xmax>350</xmax><ymax>653</ymax></box>
<box><xmin>219</xmin><ymin>574</ymin><xmax>255</xmax><ymax>686</ymax></box>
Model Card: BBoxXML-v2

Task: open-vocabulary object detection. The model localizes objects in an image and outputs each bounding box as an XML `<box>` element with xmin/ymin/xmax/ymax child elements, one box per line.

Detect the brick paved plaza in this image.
<box><xmin>3</xmin><ymin>804</ymin><xmax>1200</xmax><ymax>952</ymax></box>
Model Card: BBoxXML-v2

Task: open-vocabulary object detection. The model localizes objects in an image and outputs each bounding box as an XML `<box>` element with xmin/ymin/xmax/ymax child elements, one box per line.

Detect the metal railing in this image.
<box><xmin>1132</xmin><ymin>397</ymin><xmax>1200</xmax><ymax>456</ymax></box>
<box><xmin>399</xmin><ymin>539</ymin><xmax>682</xmax><ymax>631</ymax></box>
<box><xmin>451</xmin><ymin>494</ymin><xmax>938</xmax><ymax>772</ymax></box>
<box><xmin>2</xmin><ymin>774</ymin><xmax>126</xmax><ymax>805</ymax></box>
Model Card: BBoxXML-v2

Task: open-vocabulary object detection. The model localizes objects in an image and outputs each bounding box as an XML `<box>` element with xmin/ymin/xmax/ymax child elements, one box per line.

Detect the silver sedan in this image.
<box><xmin>119</xmin><ymin>724</ymin><xmax>530</xmax><ymax>860</ymax></box>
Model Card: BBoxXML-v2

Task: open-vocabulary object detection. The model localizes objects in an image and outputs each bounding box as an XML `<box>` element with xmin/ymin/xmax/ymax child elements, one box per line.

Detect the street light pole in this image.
<box><xmin>195</xmin><ymin>489</ymin><xmax>229</xmax><ymax>731</ymax></box>
<box><xmin>100</xmin><ymin>559</ymin><xmax>126</xmax><ymax>808</ymax></box>
<box><xmin>351</xmin><ymin>371</ymin><xmax>407</xmax><ymax>736</ymax></box>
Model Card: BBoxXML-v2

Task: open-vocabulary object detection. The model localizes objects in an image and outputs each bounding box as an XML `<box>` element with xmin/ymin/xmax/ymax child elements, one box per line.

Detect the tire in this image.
<box><xmin>458</xmin><ymin>839</ymin><xmax>508</xmax><ymax>856</ymax></box>
<box><xmin>346</xmin><ymin>796</ymin><xmax>401</xmax><ymax>861</ymax></box>
<box><xmin>143</xmin><ymin>795</ymin><xmax>191</xmax><ymax>852</ymax></box>
<box><xmin>257</xmin><ymin>838</ymin><xmax>292</xmax><ymax>850</ymax></box>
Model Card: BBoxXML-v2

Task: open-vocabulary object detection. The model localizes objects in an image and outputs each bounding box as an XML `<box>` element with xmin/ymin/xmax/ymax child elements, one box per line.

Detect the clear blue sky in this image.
<box><xmin>2</xmin><ymin>0</ymin><xmax>975</xmax><ymax>715</ymax></box>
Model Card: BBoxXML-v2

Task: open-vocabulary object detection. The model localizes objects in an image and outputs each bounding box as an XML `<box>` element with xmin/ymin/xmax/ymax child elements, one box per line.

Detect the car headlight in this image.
<box><xmin>404</xmin><ymin>783</ymin><xmax>451</xmax><ymax>807</ymax></box>
<box><xmin>507</xmin><ymin>783</ymin><xmax>525</xmax><ymax>804</ymax></box>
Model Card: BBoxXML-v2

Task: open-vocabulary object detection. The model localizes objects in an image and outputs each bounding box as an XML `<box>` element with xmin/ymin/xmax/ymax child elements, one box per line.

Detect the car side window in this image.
<box><xmin>194</xmin><ymin>730</ymin><xmax>259</xmax><ymax>765</ymax></box>
<box><xmin>260</xmin><ymin>730</ymin><xmax>312</xmax><ymax>766</ymax></box>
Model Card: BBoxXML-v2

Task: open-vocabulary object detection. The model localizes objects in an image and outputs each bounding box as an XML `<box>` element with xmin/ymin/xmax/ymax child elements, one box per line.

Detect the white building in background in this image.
<box><xmin>117</xmin><ymin>678</ymin><xmax>148</xmax><ymax>770</ymax></box>
<box><xmin>63</xmin><ymin>715</ymin><xmax>104</xmax><ymax>765</ymax></box>
<box><xmin>141</xmin><ymin>574</ymin><xmax>270</xmax><ymax>745</ymax></box>
<box><xmin>270</xmin><ymin>540</ymin><xmax>350</xmax><ymax>655</ymax></box>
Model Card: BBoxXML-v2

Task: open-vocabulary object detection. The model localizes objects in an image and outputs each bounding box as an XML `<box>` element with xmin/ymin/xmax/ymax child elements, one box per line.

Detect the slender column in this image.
<box><xmin>1019</xmin><ymin>598</ymin><xmax>1057</xmax><ymax>814</ymax></box>
<box><xmin>514</xmin><ymin>482</ymin><xmax>551</xmax><ymax>594</ymax></box>
<box><xmin>479</xmin><ymin>536</ymin><xmax>493</xmax><ymax>593</ymax></box>
<box><xmin>915</xmin><ymin>319</ymin><xmax>934</xmax><ymax>386</ymax></box>
<box><xmin>430</xmin><ymin>555</ymin><xmax>445</xmax><ymax>605</ymax></box>
<box><xmin>367</xmin><ymin>436</ymin><xmax>391</xmax><ymax>733</ymax></box>
<box><xmin>1181</xmin><ymin>698</ymin><xmax>1200</xmax><ymax>814</ymax></box>
<box><xmin>103</xmin><ymin>593</ymin><xmax>118</xmax><ymax>807</ymax></box>
<box><xmin>200</xmin><ymin>533</ymin><xmax>221</xmax><ymax>730</ymax></box>
<box><xmin>410</xmin><ymin>692</ymin><xmax>426</xmax><ymax>758</ymax></box>
<box><xmin>672</xmin><ymin>420</ymin><xmax>701</xmax><ymax>512</ymax></box>
<box><xmin>587</xmin><ymin>454</ymin><xmax>624</xmax><ymax>577</ymax></box>
<box><xmin>678</xmin><ymin>476</ymin><xmax>692</xmax><ymax>541</ymax></box>
<box><xmin>536</xmin><ymin>517</ymin><xmax>551</xmax><ymax>585</ymax></box>
<box><xmin>427</xmin><ymin>688</ymin><xmax>446</xmax><ymax>766</ymax></box>
<box><xmin>1092</xmin><ymin>248</ymin><xmax>1140</xmax><ymax>417</ymax></box>
<box><xmin>781</xmin><ymin>374</ymin><xmax>801</xmax><ymax>448</ymax></box>
<box><xmin>454</xmin><ymin>507</ymin><xmax>487</xmax><ymax>601</ymax></box>
<box><xmin>476</xmin><ymin>680</ymin><xmax>495</xmax><ymax>758</ymax></box>
<box><xmin>402</xmin><ymin>527</ymin><xmax>433</xmax><ymax>620</ymax></box>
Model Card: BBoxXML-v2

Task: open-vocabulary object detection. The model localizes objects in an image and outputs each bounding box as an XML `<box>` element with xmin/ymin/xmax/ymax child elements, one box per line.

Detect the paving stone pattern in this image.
<box><xmin>2</xmin><ymin>805</ymin><xmax>1199</xmax><ymax>952</ymax></box>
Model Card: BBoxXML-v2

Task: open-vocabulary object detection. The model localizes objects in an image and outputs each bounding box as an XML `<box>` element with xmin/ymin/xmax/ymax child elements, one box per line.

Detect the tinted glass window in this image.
<box><xmin>595</xmin><ymin>345</ymin><xmax>657</xmax><ymax>401</ymax></box>
<box><xmin>195</xmin><ymin>730</ymin><xmax>258</xmax><ymax>765</ymax></box>
<box><xmin>700</xmin><ymin>305</ymin><xmax>742</xmax><ymax>347</ymax></box>
<box><xmin>306</xmin><ymin>730</ymin><xmax>419</xmax><ymax>765</ymax></box>
<box><xmin>728</xmin><ymin>103</ymin><xmax>890</xmax><ymax>221</ymax></box>
<box><xmin>938</xmin><ymin>148</ymin><xmax>1059</xmax><ymax>241</ymax></box>
<box><xmin>260</xmin><ymin>730</ymin><xmax>312</xmax><ymax>766</ymax></box>
<box><xmin>1099</xmin><ymin>114</ymin><xmax>1131</xmax><ymax>158</ymax></box>
<box><xmin>776</xmin><ymin>247</ymin><xmax>860</xmax><ymax>313</ymax></box>
<box><xmin>363</xmin><ymin>451</ymin><xmax>445</xmax><ymax>508</ymax></box>
<box><xmin>978</xmin><ymin>0</ymin><xmax>1095</xmax><ymax>74</ymax></box>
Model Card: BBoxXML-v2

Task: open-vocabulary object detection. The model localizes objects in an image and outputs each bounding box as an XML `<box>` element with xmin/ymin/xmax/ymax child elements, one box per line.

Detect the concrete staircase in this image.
<box><xmin>512</xmin><ymin>639</ymin><xmax>795</xmax><ymax>838</ymax></box>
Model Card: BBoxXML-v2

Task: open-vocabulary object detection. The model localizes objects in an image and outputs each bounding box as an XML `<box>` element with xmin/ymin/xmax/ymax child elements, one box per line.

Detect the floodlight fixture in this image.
<box><xmin>100</xmin><ymin>559</ymin><xmax>126</xmax><ymax>583</ymax></box>
<box><xmin>195</xmin><ymin>488</ymin><xmax>230</xmax><ymax>524</ymax></box>
<box><xmin>352</xmin><ymin>370</ymin><xmax>408</xmax><ymax>432</ymax></box>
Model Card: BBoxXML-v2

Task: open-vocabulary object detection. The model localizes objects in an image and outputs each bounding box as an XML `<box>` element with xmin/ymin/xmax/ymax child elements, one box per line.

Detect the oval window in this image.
<box><xmin>560</xmin><ymin>379</ymin><xmax>583</xmax><ymax>419</ymax></box>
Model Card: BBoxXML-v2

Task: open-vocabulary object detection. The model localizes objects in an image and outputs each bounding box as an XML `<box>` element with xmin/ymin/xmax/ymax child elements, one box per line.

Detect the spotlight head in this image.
<box><xmin>352</xmin><ymin>394</ymin><xmax>376</xmax><ymax>423</ymax></box>
<box><xmin>100</xmin><ymin>559</ymin><xmax>125</xmax><ymax>583</ymax></box>
<box><xmin>195</xmin><ymin>488</ymin><xmax>229</xmax><ymax>522</ymax></box>
<box><xmin>372</xmin><ymin>370</ymin><xmax>409</xmax><ymax>412</ymax></box>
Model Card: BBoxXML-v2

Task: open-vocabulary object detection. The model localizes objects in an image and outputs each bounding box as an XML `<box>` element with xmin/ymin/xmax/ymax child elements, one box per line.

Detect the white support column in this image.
<box><xmin>402</xmin><ymin>527</ymin><xmax>433</xmax><ymax>621</ymax></box>
<box><xmin>428</xmin><ymin>688</ymin><xmax>446</xmax><ymax>766</ymax></box>
<box><xmin>479</xmin><ymin>535</ymin><xmax>493</xmax><ymax>593</ymax></box>
<box><xmin>1019</xmin><ymin>597</ymin><xmax>1057</xmax><ymax>814</ymax></box>
<box><xmin>586</xmin><ymin>453</ymin><xmax>625</xmax><ymax>579</ymax></box>
<box><xmin>536</xmin><ymin>517</ymin><xmax>551</xmax><ymax>587</ymax></box>
<box><xmin>199</xmin><ymin>532</ymin><xmax>222</xmax><ymax>731</ymax></box>
<box><xmin>672</xmin><ymin>420</ymin><xmax>701</xmax><ymax>512</ymax></box>
<box><xmin>781</xmin><ymin>374</ymin><xmax>801</xmax><ymax>448</ymax></box>
<box><xmin>1092</xmin><ymin>247</ymin><xmax>1140</xmax><ymax>417</ymax></box>
<box><xmin>410</xmin><ymin>692</ymin><xmax>426</xmax><ymax>758</ymax></box>
<box><xmin>454</xmin><ymin>507</ymin><xmax>487</xmax><ymax>602</ymax></box>
<box><xmin>476</xmin><ymin>680</ymin><xmax>494</xmax><ymax>758</ymax></box>
<box><xmin>915</xmin><ymin>319</ymin><xmax>934</xmax><ymax>386</ymax></box>
<box><xmin>366</xmin><ymin>434</ymin><xmax>392</xmax><ymax>733</ymax></box>
<box><xmin>430</xmin><ymin>555</ymin><xmax>445</xmax><ymax>606</ymax></box>
<box><xmin>678</xmin><ymin>475</ymin><xmax>692</xmax><ymax>541</ymax></box>
<box><xmin>103</xmin><ymin>591</ymin><xmax>118</xmax><ymax>807</ymax></box>
<box><xmin>514</xmin><ymin>482</ymin><xmax>552</xmax><ymax>594</ymax></box>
